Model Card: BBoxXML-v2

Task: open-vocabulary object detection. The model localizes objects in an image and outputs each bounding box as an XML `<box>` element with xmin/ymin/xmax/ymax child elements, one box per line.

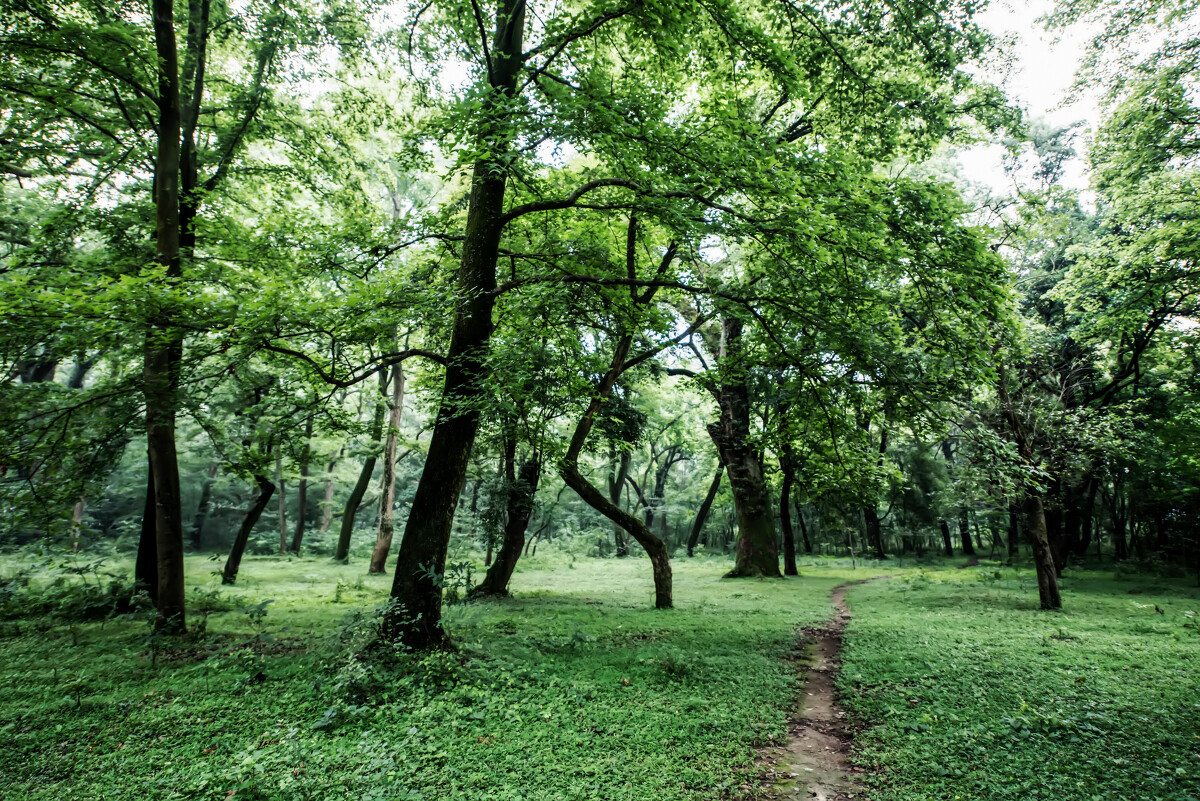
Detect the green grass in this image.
<box><xmin>840</xmin><ymin>566</ymin><xmax>1200</xmax><ymax>801</ymax></box>
<box><xmin>0</xmin><ymin>550</ymin><xmax>885</xmax><ymax>801</ymax></box>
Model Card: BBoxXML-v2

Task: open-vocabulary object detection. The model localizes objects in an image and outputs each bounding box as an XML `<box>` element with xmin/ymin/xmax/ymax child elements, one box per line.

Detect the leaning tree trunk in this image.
<box><xmin>145</xmin><ymin>0</ymin><xmax>186</xmax><ymax>633</ymax></box>
<box><xmin>473</xmin><ymin>457</ymin><xmax>541</xmax><ymax>597</ymax></box>
<box><xmin>382</xmin><ymin>0</ymin><xmax>526</xmax><ymax>649</ymax></box>
<box><xmin>370</xmin><ymin>361</ymin><xmax>406</xmax><ymax>574</ymax></box>
<box><xmin>1023</xmin><ymin>494</ymin><xmax>1062</xmax><ymax>609</ymax></box>
<box><xmin>939</xmin><ymin>519</ymin><xmax>955</xmax><ymax>557</ymax></box>
<box><xmin>559</xmin><ymin>259</ymin><xmax>674</xmax><ymax>608</ymax></box>
<box><xmin>707</xmin><ymin>317</ymin><xmax>780</xmax><ymax>578</ymax></box>
<box><xmin>779</xmin><ymin>452</ymin><xmax>798</xmax><ymax>575</ymax></box>
<box><xmin>222</xmin><ymin>475</ymin><xmax>275</xmax><ymax>585</ymax></box>
<box><xmin>687</xmin><ymin>464</ymin><xmax>723</xmax><ymax>557</ymax></box>
<box><xmin>334</xmin><ymin>371</ymin><xmax>387</xmax><ymax>562</ymax></box>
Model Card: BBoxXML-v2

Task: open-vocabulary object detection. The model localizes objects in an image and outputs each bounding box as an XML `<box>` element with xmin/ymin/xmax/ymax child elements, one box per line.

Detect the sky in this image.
<box><xmin>959</xmin><ymin>0</ymin><xmax>1101</xmax><ymax>192</ymax></box>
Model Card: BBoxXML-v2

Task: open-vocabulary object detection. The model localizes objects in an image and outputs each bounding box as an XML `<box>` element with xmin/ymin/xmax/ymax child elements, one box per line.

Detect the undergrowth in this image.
<box><xmin>839</xmin><ymin>567</ymin><xmax>1200</xmax><ymax>801</ymax></box>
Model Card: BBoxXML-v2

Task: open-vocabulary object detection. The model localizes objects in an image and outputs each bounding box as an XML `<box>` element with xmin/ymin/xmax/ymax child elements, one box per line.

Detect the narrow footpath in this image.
<box><xmin>763</xmin><ymin>581</ymin><xmax>872</xmax><ymax>801</ymax></box>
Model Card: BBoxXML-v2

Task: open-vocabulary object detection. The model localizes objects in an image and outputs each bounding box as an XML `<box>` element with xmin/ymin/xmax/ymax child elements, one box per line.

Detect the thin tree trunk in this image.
<box><xmin>797</xmin><ymin>505</ymin><xmax>813</xmax><ymax>553</ymax></box>
<box><xmin>608</xmin><ymin>446</ymin><xmax>632</xmax><ymax>557</ymax></box>
<box><xmin>320</xmin><ymin>458</ymin><xmax>337</xmax><ymax>532</ymax></box>
<box><xmin>473</xmin><ymin>457</ymin><xmax>541</xmax><ymax>597</ymax></box>
<box><xmin>335</xmin><ymin>371</ymin><xmax>387</xmax><ymax>562</ymax></box>
<box><xmin>222</xmin><ymin>475</ymin><xmax>275</xmax><ymax>585</ymax></box>
<box><xmin>146</xmin><ymin>0</ymin><xmax>185</xmax><ymax>632</ymax></box>
<box><xmin>1078</xmin><ymin>475</ymin><xmax>1098</xmax><ymax>556</ymax></box>
<box><xmin>290</xmin><ymin>419</ymin><xmax>313</xmax><ymax>553</ymax></box>
<box><xmin>371</xmin><ymin>362</ymin><xmax>406</xmax><ymax>574</ymax></box>
<box><xmin>276</xmin><ymin>449</ymin><xmax>287</xmax><ymax>556</ymax></box>
<box><xmin>939</xmin><ymin>519</ymin><xmax>954</xmax><ymax>556</ymax></box>
<box><xmin>958</xmin><ymin>511</ymin><xmax>975</xmax><ymax>556</ymax></box>
<box><xmin>708</xmin><ymin>317</ymin><xmax>779</xmax><ymax>578</ymax></box>
<box><xmin>1023</xmin><ymin>494</ymin><xmax>1062</xmax><ymax>609</ymax></box>
<box><xmin>189</xmin><ymin>463</ymin><xmax>219</xmax><ymax>549</ymax></box>
<box><xmin>135</xmin><ymin>460</ymin><xmax>158</xmax><ymax>602</ymax></box>
<box><xmin>997</xmin><ymin>366</ymin><xmax>1061</xmax><ymax>609</ymax></box>
<box><xmin>780</xmin><ymin>453</ymin><xmax>798</xmax><ymax>575</ymax></box>
<box><xmin>687</xmin><ymin>464</ymin><xmax>723</xmax><ymax>557</ymax></box>
<box><xmin>1007</xmin><ymin>503</ymin><xmax>1020</xmax><ymax>558</ymax></box>
<box><xmin>382</xmin><ymin>0</ymin><xmax>527</xmax><ymax>649</ymax></box>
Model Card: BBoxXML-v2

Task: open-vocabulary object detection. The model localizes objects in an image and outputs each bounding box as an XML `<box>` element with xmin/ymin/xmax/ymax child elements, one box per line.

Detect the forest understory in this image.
<box><xmin>1</xmin><ymin>551</ymin><xmax>1197</xmax><ymax>801</ymax></box>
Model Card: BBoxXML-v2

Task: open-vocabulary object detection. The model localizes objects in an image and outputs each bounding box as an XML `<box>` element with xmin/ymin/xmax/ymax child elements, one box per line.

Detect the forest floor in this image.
<box><xmin>0</xmin><ymin>549</ymin><xmax>1198</xmax><ymax>801</ymax></box>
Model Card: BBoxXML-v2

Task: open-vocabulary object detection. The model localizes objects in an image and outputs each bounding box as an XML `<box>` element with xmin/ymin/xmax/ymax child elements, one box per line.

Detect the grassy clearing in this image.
<box><xmin>840</xmin><ymin>565</ymin><xmax>1200</xmax><ymax>801</ymax></box>
<box><xmin>0</xmin><ymin>550</ymin><xmax>886</xmax><ymax>801</ymax></box>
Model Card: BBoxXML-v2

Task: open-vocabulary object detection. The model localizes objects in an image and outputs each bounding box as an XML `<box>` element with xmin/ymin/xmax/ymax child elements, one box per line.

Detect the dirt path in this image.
<box><xmin>762</xmin><ymin>581</ymin><xmax>874</xmax><ymax>801</ymax></box>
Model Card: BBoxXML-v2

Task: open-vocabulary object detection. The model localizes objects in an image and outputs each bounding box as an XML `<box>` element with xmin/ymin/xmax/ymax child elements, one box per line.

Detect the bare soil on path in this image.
<box><xmin>759</xmin><ymin>581</ymin><xmax>876</xmax><ymax>801</ymax></box>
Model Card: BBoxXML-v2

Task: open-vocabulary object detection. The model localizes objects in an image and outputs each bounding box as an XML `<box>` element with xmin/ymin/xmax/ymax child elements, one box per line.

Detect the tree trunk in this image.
<box><xmin>1078</xmin><ymin>475</ymin><xmax>1098</xmax><ymax>556</ymax></box>
<box><xmin>687</xmin><ymin>464</ymin><xmax>723</xmax><ymax>557</ymax></box>
<box><xmin>290</xmin><ymin>419</ymin><xmax>313</xmax><ymax>553</ymax></box>
<box><xmin>1023</xmin><ymin>494</ymin><xmax>1062</xmax><ymax>609</ymax></box>
<box><xmin>864</xmin><ymin>504</ymin><xmax>886</xmax><ymax>560</ymax></box>
<box><xmin>320</xmin><ymin>458</ymin><xmax>337</xmax><ymax>532</ymax></box>
<box><xmin>146</xmin><ymin>0</ymin><xmax>186</xmax><ymax>633</ymax></box>
<box><xmin>958</xmin><ymin>511</ymin><xmax>975</xmax><ymax>556</ymax></box>
<box><xmin>558</xmin><ymin>265</ymin><xmax>673</xmax><ymax>608</ymax></box>
<box><xmin>188</xmin><ymin>463</ymin><xmax>219</xmax><ymax>550</ymax></box>
<box><xmin>334</xmin><ymin>371</ymin><xmax>388</xmax><ymax>562</ymax></box>
<box><xmin>797</xmin><ymin>505</ymin><xmax>813</xmax><ymax>553</ymax></box>
<box><xmin>997</xmin><ymin>366</ymin><xmax>1061</xmax><ymax>609</ymax></box>
<box><xmin>473</xmin><ymin>457</ymin><xmax>541</xmax><ymax>597</ymax></box>
<box><xmin>707</xmin><ymin>317</ymin><xmax>780</xmax><ymax>578</ymax></box>
<box><xmin>222</xmin><ymin>475</ymin><xmax>275</xmax><ymax>585</ymax></box>
<box><xmin>276</xmin><ymin>449</ymin><xmax>287</xmax><ymax>556</ymax></box>
<box><xmin>1044</xmin><ymin>477</ymin><xmax>1066</xmax><ymax>575</ymax></box>
<box><xmin>135</xmin><ymin>461</ymin><xmax>159</xmax><ymax>602</ymax></box>
<box><xmin>939</xmin><ymin>519</ymin><xmax>954</xmax><ymax>556</ymax></box>
<box><xmin>371</xmin><ymin>362</ymin><xmax>406</xmax><ymax>573</ymax></box>
<box><xmin>608</xmin><ymin>447</ymin><xmax>632</xmax><ymax>557</ymax></box>
<box><xmin>779</xmin><ymin>453</ymin><xmax>798</xmax><ymax>575</ymax></box>
<box><xmin>382</xmin><ymin>0</ymin><xmax>526</xmax><ymax>649</ymax></box>
<box><xmin>1007</xmin><ymin>503</ymin><xmax>1020</xmax><ymax>558</ymax></box>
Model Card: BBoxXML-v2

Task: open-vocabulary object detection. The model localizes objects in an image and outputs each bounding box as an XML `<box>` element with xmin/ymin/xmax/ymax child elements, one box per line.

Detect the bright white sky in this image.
<box><xmin>959</xmin><ymin>0</ymin><xmax>1101</xmax><ymax>192</ymax></box>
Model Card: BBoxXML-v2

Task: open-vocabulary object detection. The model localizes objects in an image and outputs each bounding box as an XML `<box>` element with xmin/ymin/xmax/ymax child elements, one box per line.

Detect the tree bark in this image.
<box><xmin>188</xmin><ymin>463</ymin><xmax>219</xmax><ymax>550</ymax></box>
<box><xmin>1022</xmin><ymin>494</ymin><xmax>1062</xmax><ymax>609</ymax></box>
<box><xmin>797</xmin><ymin>505</ymin><xmax>813</xmax><ymax>553</ymax></box>
<box><xmin>146</xmin><ymin>0</ymin><xmax>186</xmax><ymax>633</ymax></box>
<box><xmin>1078</xmin><ymin>476</ymin><xmax>1098</xmax><ymax>556</ymax></box>
<box><xmin>473</xmin><ymin>457</ymin><xmax>541</xmax><ymax>597</ymax></box>
<box><xmin>382</xmin><ymin>0</ymin><xmax>527</xmax><ymax>649</ymax></box>
<box><xmin>135</xmin><ymin>462</ymin><xmax>158</xmax><ymax>602</ymax></box>
<box><xmin>276</xmin><ymin>449</ymin><xmax>287</xmax><ymax>555</ymax></box>
<box><xmin>320</xmin><ymin>458</ymin><xmax>337</xmax><ymax>532</ymax></box>
<box><xmin>608</xmin><ymin>446</ymin><xmax>632</xmax><ymax>557</ymax></box>
<box><xmin>334</xmin><ymin>371</ymin><xmax>387</xmax><ymax>562</ymax></box>
<box><xmin>779</xmin><ymin>453</ymin><xmax>798</xmax><ymax>575</ymax></box>
<box><xmin>290</xmin><ymin>418</ymin><xmax>313</xmax><ymax>553</ymax></box>
<box><xmin>939</xmin><ymin>519</ymin><xmax>954</xmax><ymax>556</ymax></box>
<box><xmin>707</xmin><ymin>317</ymin><xmax>780</xmax><ymax>578</ymax></box>
<box><xmin>958</xmin><ymin>511</ymin><xmax>975</xmax><ymax>556</ymax></box>
<box><xmin>997</xmin><ymin>366</ymin><xmax>1061</xmax><ymax>609</ymax></box>
<box><xmin>221</xmin><ymin>475</ymin><xmax>275</xmax><ymax>585</ymax></box>
<box><xmin>370</xmin><ymin>361</ymin><xmax>406</xmax><ymax>573</ymax></box>
<box><xmin>687</xmin><ymin>464</ymin><xmax>723</xmax><ymax>557</ymax></box>
<box><xmin>1007</xmin><ymin>503</ymin><xmax>1020</xmax><ymax>558</ymax></box>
